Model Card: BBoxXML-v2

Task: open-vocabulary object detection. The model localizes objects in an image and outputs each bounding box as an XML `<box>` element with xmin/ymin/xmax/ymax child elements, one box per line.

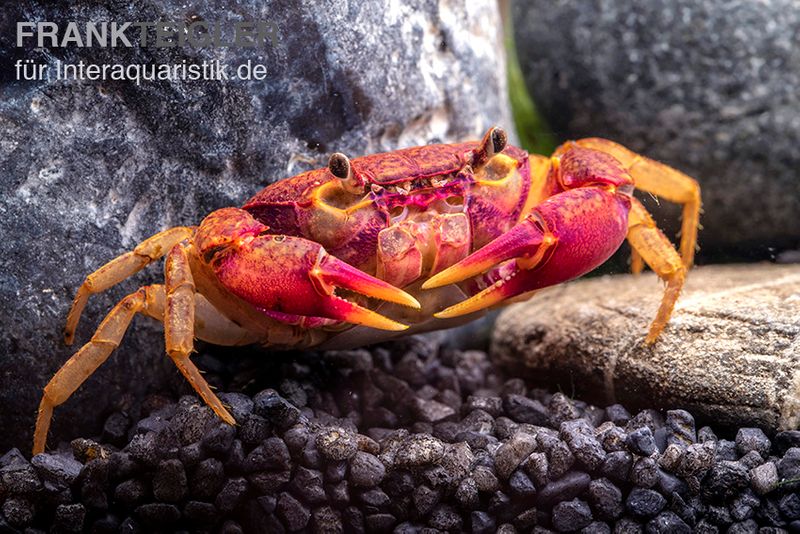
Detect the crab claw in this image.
<box><xmin>422</xmin><ymin>216</ymin><xmax>554</xmax><ymax>318</ymax></box>
<box><xmin>312</xmin><ymin>253</ymin><xmax>421</xmax><ymax>311</ymax></box>
<box><xmin>209</xmin><ymin>228</ymin><xmax>419</xmax><ymax>331</ymax></box>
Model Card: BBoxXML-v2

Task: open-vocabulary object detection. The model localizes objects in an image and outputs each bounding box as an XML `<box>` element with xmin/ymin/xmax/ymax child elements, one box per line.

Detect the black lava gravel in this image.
<box><xmin>3</xmin><ymin>336</ymin><xmax>800</xmax><ymax>533</ymax></box>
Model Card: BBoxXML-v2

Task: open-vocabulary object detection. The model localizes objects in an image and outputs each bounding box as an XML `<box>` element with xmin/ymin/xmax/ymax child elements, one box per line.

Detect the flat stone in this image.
<box><xmin>0</xmin><ymin>0</ymin><xmax>512</xmax><ymax>452</ymax></box>
<box><xmin>492</xmin><ymin>265</ymin><xmax>800</xmax><ymax>430</ymax></box>
<box><xmin>513</xmin><ymin>0</ymin><xmax>800</xmax><ymax>253</ymax></box>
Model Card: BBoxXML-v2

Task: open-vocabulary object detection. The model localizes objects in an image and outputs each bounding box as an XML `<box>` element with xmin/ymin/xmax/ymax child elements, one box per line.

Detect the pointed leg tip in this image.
<box><xmin>644</xmin><ymin>332</ymin><xmax>659</xmax><ymax>345</ymax></box>
<box><xmin>221</xmin><ymin>411</ymin><xmax>237</xmax><ymax>426</ymax></box>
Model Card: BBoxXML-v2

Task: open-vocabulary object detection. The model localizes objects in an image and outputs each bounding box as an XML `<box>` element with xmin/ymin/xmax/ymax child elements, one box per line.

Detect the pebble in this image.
<box><xmin>605</xmin><ymin>405</ymin><xmax>631</xmax><ymax>427</ymax></box>
<box><xmin>552</xmin><ymin>498</ymin><xmax>593</xmax><ymax>532</ymax></box>
<box><xmin>646</xmin><ymin>511</ymin><xmax>691</xmax><ymax>533</ymax></box>
<box><xmin>253</xmin><ymin>389</ymin><xmax>301</xmax><ymax>429</ymax></box>
<box><xmin>537</xmin><ymin>471</ymin><xmax>591</xmax><ymax>507</ymax></box>
<box><xmin>495</xmin><ymin>431</ymin><xmax>537</xmax><ymax>479</ymax></box>
<box><xmin>777</xmin><ymin>447</ymin><xmax>800</xmax><ymax>487</ymax></box>
<box><xmin>630</xmin><ymin>457</ymin><xmax>659</xmax><ymax>488</ymax></box>
<box><xmin>626</xmin><ymin>427</ymin><xmax>657</xmax><ymax>457</ymax></box>
<box><xmin>152</xmin><ymin>459</ymin><xmax>187</xmax><ymax>502</ymax></box>
<box><xmin>394</xmin><ymin>434</ymin><xmax>445</xmax><ymax>468</ymax></box>
<box><xmin>215</xmin><ymin>477</ymin><xmax>248</xmax><ymax>513</ymax></box>
<box><xmin>703</xmin><ymin>460</ymin><xmax>750</xmax><ymax>500</ymax></box>
<box><xmin>349</xmin><ymin>452</ymin><xmax>385</xmax><ymax>487</ymax></box>
<box><xmin>31</xmin><ymin>452</ymin><xmax>82</xmax><ymax>490</ymax></box>
<box><xmin>245</xmin><ymin>437</ymin><xmax>290</xmax><ymax>472</ymax></box>
<box><xmin>54</xmin><ymin>503</ymin><xmax>86</xmax><ymax>532</ymax></box>
<box><xmin>289</xmin><ymin>466</ymin><xmax>326</xmax><ymax>504</ymax></box>
<box><xmin>412</xmin><ymin>397</ymin><xmax>456</xmax><ymax>422</ymax></box>
<box><xmin>316</xmin><ymin>427</ymin><xmax>358</xmax><ymax>461</ymax></box>
<box><xmin>277</xmin><ymin>491</ymin><xmax>311</xmax><ymax>531</ymax></box>
<box><xmin>429</xmin><ymin>504</ymin><xmax>462</xmax><ymax>530</ymax></box>
<box><xmin>601</xmin><ymin>451</ymin><xmax>632</xmax><ymax>482</ymax></box>
<box><xmin>750</xmin><ymin>461</ymin><xmax>779</xmax><ymax>495</ymax></box>
<box><xmin>465</xmin><ymin>395</ymin><xmax>503</xmax><ymax>417</ymax></box>
<box><xmin>561</xmin><ymin>419</ymin><xmax>607</xmax><ymax>471</ymax></box>
<box><xmin>665</xmin><ymin>410</ymin><xmax>696</xmax><ymax>448</ymax></box>
<box><xmin>626</xmin><ymin>488</ymin><xmax>666</xmax><ymax>519</ymax></box>
<box><xmin>509</xmin><ymin>469</ymin><xmax>537</xmax><ymax>499</ymax></box>
<box><xmin>548</xmin><ymin>440</ymin><xmax>576</xmax><ymax>480</ymax></box>
<box><xmin>2</xmin><ymin>496</ymin><xmax>34</xmax><ymax>527</ymax></box>
<box><xmin>523</xmin><ymin>451</ymin><xmax>549</xmax><ymax>487</ymax></box>
<box><xmin>504</xmin><ymin>394</ymin><xmax>551</xmax><ymax>426</ymax></box>
<box><xmin>736</xmin><ymin>428</ymin><xmax>771</xmax><ymax>459</ymax></box>
<box><xmin>588</xmin><ymin>478</ymin><xmax>623</xmax><ymax>521</ymax></box>
<box><xmin>473</xmin><ymin>465</ymin><xmax>500</xmax><ymax>492</ymax></box>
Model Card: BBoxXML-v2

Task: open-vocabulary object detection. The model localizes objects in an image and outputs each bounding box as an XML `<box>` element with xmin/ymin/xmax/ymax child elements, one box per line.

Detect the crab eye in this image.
<box><xmin>329</xmin><ymin>152</ymin><xmax>364</xmax><ymax>194</ymax></box>
<box><xmin>328</xmin><ymin>152</ymin><xmax>351</xmax><ymax>180</ymax></box>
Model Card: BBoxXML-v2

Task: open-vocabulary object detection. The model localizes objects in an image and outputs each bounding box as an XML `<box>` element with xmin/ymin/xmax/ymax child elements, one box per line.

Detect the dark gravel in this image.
<box><xmin>3</xmin><ymin>336</ymin><xmax>800</xmax><ymax>531</ymax></box>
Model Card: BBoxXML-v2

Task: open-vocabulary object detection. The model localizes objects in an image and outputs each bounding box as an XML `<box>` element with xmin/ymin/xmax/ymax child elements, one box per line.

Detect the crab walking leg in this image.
<box><xmin>65</xmin><ymin>226</ymin><xmax>196</xmax><ymax>344</ymax></box>
<box><xmin>34</xmin><ymin>285</ymin><xmax>164</xmax><ymax>454</ymax></box>
<box><xmin>571</xmin><ymin>138</ymin><xmax>701</xmax><ymax>268</ymax></box>
<box><xmin>631</xmin><ymin>248</ymin><xmax>645</xmax><ymax>275</ymax></box>
<box><xmin>627</xmin><ymin>198</ymin><xmax>686</xmax><ymax>344</ymax></box>
<box><xmin>163</xmin><ymin>244</ymin><xmax>235</xmax><ymax>427</ymax></box>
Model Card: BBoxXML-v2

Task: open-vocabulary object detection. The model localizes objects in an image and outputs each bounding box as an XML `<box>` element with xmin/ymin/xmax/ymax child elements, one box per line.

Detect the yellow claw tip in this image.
<box><xmin>422</xmin><ymin>271</ymin><xmax>455</xmax><ymax>290</ymax></box>
<box><xmin>398</xmin><ymin>293</ymin><xmax>422</xmax><ymax>310</ymax></box>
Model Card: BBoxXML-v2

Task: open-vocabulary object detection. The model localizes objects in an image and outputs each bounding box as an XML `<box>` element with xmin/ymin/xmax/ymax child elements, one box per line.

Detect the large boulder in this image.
<box><xmin>512</xmin><ymin>0</ymin><xmax>800</xmax><ymax>257</ymax></box>
<box><xmin>492</xmin><ymin>264</ymin><xmax>800</xmax><ymax>431</ymax></box>
<box><xmin>0</xmin><ymin>1</ymin><xmax>511</xmax><ymax>452</ymax></box>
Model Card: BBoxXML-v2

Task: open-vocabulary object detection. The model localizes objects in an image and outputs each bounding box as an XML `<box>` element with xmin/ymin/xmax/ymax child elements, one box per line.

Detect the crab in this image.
<box><xmin>33</xmin><ymin>127</ymin><xmax>701</xmax><ymax>454</ymax></box>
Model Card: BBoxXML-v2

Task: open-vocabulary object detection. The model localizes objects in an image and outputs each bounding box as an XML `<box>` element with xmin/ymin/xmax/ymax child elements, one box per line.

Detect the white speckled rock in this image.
<box><xmin>0</xmin><ymin>0</ymin><xmax>511</xmax><ymax>451</ymax></box>
<box><xmin>492</xmin><ymin>264</ymin><xmax>800</xmax><ymax>431</ymax></box>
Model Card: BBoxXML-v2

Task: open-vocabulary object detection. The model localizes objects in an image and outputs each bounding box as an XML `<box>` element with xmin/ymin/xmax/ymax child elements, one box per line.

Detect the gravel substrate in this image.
<box><xmin>2</xmin><ymin>336</ymin><xmax>800</xmax><ymax>533</ymax></box>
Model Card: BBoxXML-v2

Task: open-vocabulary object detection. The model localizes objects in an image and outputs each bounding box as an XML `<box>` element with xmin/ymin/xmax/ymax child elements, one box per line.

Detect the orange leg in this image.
<box><xmin>34</xmin><ymin>285</ymin><xmax>163</xmax><ymax>454</ymax></box>
<box><xmin>571</xmin><ymin>138</ymin><xmax>701</xmax><ymax>269</ymax></box>
<box><xmin>626</xmin><ymin>198</ymin><xmax>686</xmax><ymax>344</ymax></box>
<box><xmin>65</xmin><ymin>227</ymin><xmax>195</xmax><ymax>344</ymax></box>
<box><xmin>34</xmin><ymin>247</ymin><xmax>254</xmax><ymax>454</ymax></box>
<box><xmin>162</xmin><ymin>244</ymin><xmax>235</xmax><ymax>428</ymax></box>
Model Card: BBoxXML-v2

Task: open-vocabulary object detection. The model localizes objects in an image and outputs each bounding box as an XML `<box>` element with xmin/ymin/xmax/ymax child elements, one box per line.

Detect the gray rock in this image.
<box><xmin>492</xmin><ymin>264</ymin><xmax>800</xmax><ymax>431</ymax></box>
<box><xmin>495</xmin><ymin>431</ymin><xmax>537</xmax><ymax>479</ymax></box>
<box><xmin>0</xmin><ymin>0</ymin><xmax>511</xmax><ymax>451</ymax></box>
<box><xmin>512</xmin><ymin>0</ymin><xmax>800</xmax><ymax>254</ymax></box>
<box><xmin>749</xmin><ymin>461</ymin><xmax>779</xmax><ymax>495</ymax></box>
<box><xmin>349</xmin><ymin>451</ymin><xmax>385</xmax><ymax>488</ymax></box>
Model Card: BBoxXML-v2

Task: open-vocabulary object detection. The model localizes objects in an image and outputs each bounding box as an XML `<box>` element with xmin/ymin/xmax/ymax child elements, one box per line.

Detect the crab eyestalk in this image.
<box><xmin>329</xmin><ymin>152</ymin><xmax>364</xmax><ymax>194</ymax></box>
<box><xmin>470</xmin><ymin>126</ymin><xmax>508</xmax><ymax>169</ymax></box>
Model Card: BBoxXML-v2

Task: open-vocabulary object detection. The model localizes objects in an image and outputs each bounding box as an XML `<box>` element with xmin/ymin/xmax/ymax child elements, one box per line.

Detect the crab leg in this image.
<box><xmin>569</xmin><ymin>138</ymin><xmax>701</xmax><ymax>268</ymax></box>
<box><xmin>34</xmin><ymin>285</ymin><xmax>163</xmax><ymax>455</ymax></box>
<box><xmin>33</xmin><ymin>245</ymin><xmax>264</xmax><ymax>454</ymax></box>
<box><xmin>65</xmin><ymin>226</ymin><xmax>195</xmax><ymax>344</ymax></box>
<box><xmin>626</xmin><ymin>198</ymin><xmax>686</xmax><ymax>344</ymax></box>
<box><xmin>163</xmin><ymin>243</ymin><xmax>236</xmax><ymax>427</ymax></box>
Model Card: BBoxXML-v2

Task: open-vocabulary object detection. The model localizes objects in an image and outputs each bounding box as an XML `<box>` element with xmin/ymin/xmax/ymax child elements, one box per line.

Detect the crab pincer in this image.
<box><xmin>198</xmin><ymin>208</ymin><xmax>420</xmax><ymax>331</ymax></box>
<box><xmin>424</xmin><ymin>147</ymin><xmax>635</xmax><ymax>319</ymax></box>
